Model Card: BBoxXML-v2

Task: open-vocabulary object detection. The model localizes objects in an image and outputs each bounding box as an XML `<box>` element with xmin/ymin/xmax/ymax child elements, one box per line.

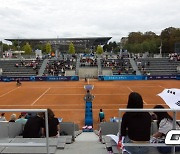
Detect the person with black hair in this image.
<box><xmin>153</xmin><ymin>105</ymin><xmax>180</xmax><ymax>139</ymax></box>
<box><xmin>152</xmin><ymin>105</ymin><xmax>180</xmax><ymax>153</ymax></box>
<box><xmin>120</xmin><ymin>92</ymin><xmax>151</xmax><ymax>154</ymax></box>
<box><xmin>0</xmin><ymin>113</ymin><xmax>6</xmax><ymax>121</ymax></box>
<box><xmin>43</xmin><ymin>108</ymin><xmax>60</xmax><ymax>137</ymax></box>
<box><xmin>16</xmin><ymin>79</ymin><xmax>21</xmax><ymax>86</ymax></box>
<box><xmin>23</xmin><ymin>112</ymin><xmax>44</xmax><ymax>138</ymax></box>
<box><xmin>99</xmin><ymin>109</ymin><xmax>105</xmax><ymax>122</ymax></box>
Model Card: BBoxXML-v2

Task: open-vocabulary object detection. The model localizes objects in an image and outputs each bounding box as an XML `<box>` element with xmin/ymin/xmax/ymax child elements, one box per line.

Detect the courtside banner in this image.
<box><xmin>147</xmin><ymin>75</ymin><xmax>177</xmax><ymax>80</ymax></box>
<box><xmin>47</xmin><ymin>76</ymin><xmax>79</xmax><ymax>81</ymax></box>
<box><xmin>177</xmin><ymin>75</ymin><xmax>180</xmax><ymax>80</ymax></box>
<box><xmin>0</xmin><ymin>76</ymin><xmax>79</xmax><ymax>82</ymax></box>
<box><xmin>98</xmin><ymin>75</ymin><xmax>145</xmax><ymax>81</ymax></box>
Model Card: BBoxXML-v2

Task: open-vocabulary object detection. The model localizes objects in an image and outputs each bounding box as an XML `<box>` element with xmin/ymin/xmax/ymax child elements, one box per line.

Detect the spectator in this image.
<box><xmin>16</xmin><ymin>112</ymin><xmax>28</xmax><ymax>125</ymax></box>
<box><xmin>44</xmin><ymin>108</ymin><xmax>60</xmax><ymax>137</ymax></box>
<box><xmin>9</xmin><ymin>114</ymin><xmax>16</xmax><ymax>122</ymax></box>
<box><xmin>152</xmin><ymin>105</ymin><xmax>180</xmax><ymax>153</ymax></box>
<box><xmin>23</xmin><ymin>112</ymin><xmax>44</xmax><ymax>138</ymax></box>
<box><xmin>99</xmin><ymin>109</ymin><xmax>105</xmax><ymax>122</ymax></box>
<box><xmin>84</xmin><ymin>90</ymin><xmax>94</xmax><ymax>102</ymax></box>
<box><xmin>120</xmin><ymin>92</ymin><xmax>151</xmax><ymax>154</ymax></box>
<box><xmin>0</xmin><ymin>113</ymin><xmax>7</xmax><ymax>121</ymax></box>
<box><xmin>152</xmin><ymin>105</ymin><xmax>180</xmax><ymax>138</ymax></box>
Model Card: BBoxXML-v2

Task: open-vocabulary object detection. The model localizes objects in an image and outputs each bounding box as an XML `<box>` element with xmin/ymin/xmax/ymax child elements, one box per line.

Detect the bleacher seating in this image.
<box><xmin>44</xmin><ymin>59</ymin><xmax>76</xmax><ymax>76</ymax></box>
<box><xmin>59</xmin><ymin>122</ymin><xmax>75</xmax><ymax>143</ymax></box>
<box><xmin>137</xmin><ymin>57</ymin><xmax>180</xmax><ymax>75</ymax></box>
<box><xmin>0</xmin><ymin>122</ymin><xmax>23</xmax><ymax>138</ymax></box>
<box><xmin>101</xmin><ymin>57</ymin><xmax>134</xmax><ymax>75</ymax></box>
<box><xmin>0</xmin><ymin>59</ymin><xmax>43</xmax><ymax>77</ymax></box>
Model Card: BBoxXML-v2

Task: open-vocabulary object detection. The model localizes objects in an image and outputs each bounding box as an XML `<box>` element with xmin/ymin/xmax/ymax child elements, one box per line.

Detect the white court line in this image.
<box><xmin>127</xmin><ymin>87</ymin><xmax>148</xmax><ymax>104</ymax></box>
<box><xmin>0</xmin><ymin>87</ymin><xmax>20</xmax><ymax>98</ymax></box>
<box><xmin>158</xmin><ymin>85</ymin><xmax>166</xmax><ymax>89</ymax></box>
<box><xmin>45</xmin><ymin>93</ymin><xmax>128</xmax><ymax>96</ymax></box>
<box><xmin>20</xmin><ymin>86</ymin><xmax>84</xmax><ymax>89</ymax></box>
<box><xmin>143</xmin><ymin>100</ymin><xmax>148</xmax><ymax>105</ymax></box>
<box><xmin>31</xmin><ymin>88</ymin><xmax>50</xmax><ymax>106</ymax></box>
<box><xmin>127</xmin><ymin>87</ymin><xmax>133</xmax><ymax>92</ymax></box>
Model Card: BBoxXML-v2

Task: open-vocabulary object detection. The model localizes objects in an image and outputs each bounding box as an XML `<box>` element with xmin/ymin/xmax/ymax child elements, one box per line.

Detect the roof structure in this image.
<box><xmin>5</xmin><ymin>37</ymin><xmax>112</xmax><ymax>52</ymax></box>
<box><xmin>5</xmin><ymin>37</ymin><xmax>111</xmax><ymax>45</ymax></box>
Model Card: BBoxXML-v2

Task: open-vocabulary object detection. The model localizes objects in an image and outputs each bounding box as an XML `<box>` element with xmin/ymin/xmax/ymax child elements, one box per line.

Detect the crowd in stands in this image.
<box><xmin>169</xmin><ymin>53</ymin><xmax>180</xmax><ymax>61</ymax></box>
<box><xmin>80</xmin><ymin>55</ymin><xmax>97</xmax><ymax>67</ymax></box>
<box><xmin>0</xmin><ymin>108</ymin><xmax>60</xmax><ymax>138</ymax></box>
<box><xmin>44</xmin><ymin>57</ymin><xmax>76</xmax><ymax>76</ymax></box>
<box><xmin>101</xmin><ymin>55</ymin><xmax>134</xmax><ymax>75</ymax></box>
<box><xmin>136</xmin><ymin>59</ymin><xmax>151</xmax><ymax>75</ymax></box>
<box><xmin>14</xmin><ymin>57</ymin><xmax>41</xmax><ymax>75</ymax></box>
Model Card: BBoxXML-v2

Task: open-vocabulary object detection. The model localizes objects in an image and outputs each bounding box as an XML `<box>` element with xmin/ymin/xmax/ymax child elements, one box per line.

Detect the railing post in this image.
<box><xmin>44</xmin><ymin>109</ymin><xmax>49</xmax><ymax>154</ymax></box>
<box><xmin>172</xmin><ymin>111</ymin><xmax>176</xmax><ymax>154</ymax></box>
<box><xmin>118</xmin><ymin>110</ymin><xmax>122</xmax><ymax>154</ymax></box>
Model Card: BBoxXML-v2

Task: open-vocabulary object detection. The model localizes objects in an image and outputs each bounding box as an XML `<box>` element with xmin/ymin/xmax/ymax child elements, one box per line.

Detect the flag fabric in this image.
<box><xmin>157</xmin><ymin>88</ymin><xmax>180</xmax><ymax>109</ymax></box>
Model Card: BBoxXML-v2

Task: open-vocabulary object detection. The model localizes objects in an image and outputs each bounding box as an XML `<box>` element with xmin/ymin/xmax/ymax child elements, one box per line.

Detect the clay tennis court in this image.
<box><xmin>0</xmin><ymin>80</ymin><xmax>180</xmax><ymax>129</ymax></box>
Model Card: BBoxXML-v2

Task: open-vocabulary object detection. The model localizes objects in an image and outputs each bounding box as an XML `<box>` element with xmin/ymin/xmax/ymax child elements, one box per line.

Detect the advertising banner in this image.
<box><xmin>98</xmin><ymin>75</ymin><xmax>146</xmax><ymax>81</ymax></box>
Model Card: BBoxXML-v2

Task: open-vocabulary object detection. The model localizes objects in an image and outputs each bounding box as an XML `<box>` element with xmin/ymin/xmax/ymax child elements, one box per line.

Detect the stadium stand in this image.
<box><xmin>0</xmin><ymin>59</ymin><xmax>43</xmax><ymax>77</ymax></box>
<box><xmin>43</xmin><ymin>58</ymin><xmax>76</xmax><ymax>76</ymax></box>
<box><xmin>136</xmin><ymin>57</ymin><xmax>180</xmax><ymax>75</ymax></box>
<box><xmin>101</xmin><ymin>55</ymin><xmax>134</xmax><ymax>76</ymax></box>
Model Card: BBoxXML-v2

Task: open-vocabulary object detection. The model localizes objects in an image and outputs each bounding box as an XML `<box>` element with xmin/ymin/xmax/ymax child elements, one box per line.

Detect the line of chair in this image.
<box><xmin>0</xmin><ymin>121</ymin><xmax>82</xmax><ymax>154</ymax></box>
<box><xmin>94</xmin><ymin>120</ymin><xmax>178</xmax><ymax>154</ymax></box>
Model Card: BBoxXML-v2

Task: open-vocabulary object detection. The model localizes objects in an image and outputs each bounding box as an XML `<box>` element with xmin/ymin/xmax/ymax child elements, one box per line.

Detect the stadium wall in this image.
<box><xmin>0</xmin><ymin>75</ymin><xmax>179</xmax><ymax>82</ymax></box>
<box><xmin>0</xmin><ymin>76</ymin><xmax>79</xmax><ymax>82</ymax></box>
<box><xmin>98</xmin><ymin>75</ymin><xmax>179</xmax><ymax>81</ymax></box>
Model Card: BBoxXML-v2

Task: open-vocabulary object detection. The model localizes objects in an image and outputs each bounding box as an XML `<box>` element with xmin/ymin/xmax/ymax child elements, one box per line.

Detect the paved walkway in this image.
<box><xmin>56</xmin><ymin>132</ymin><xmax>108</xmax><ymax>154</ymax></box>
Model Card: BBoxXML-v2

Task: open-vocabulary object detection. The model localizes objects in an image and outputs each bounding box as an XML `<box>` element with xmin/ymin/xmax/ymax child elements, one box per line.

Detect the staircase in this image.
<box><xmin>38</xmin><ymin>59</ymin><xmax>49</xmax><ymax>76</ymax></box>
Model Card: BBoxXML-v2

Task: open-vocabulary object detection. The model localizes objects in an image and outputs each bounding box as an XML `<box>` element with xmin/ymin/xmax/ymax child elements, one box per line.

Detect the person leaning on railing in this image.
<box><xmin>152</xmin><ymin>105</ymin><xmax>180</xmax><ymax>153</ymax></box>
<box><xmin>120</xmin><ymin>92</ymin><xmax>152</xmax><ymax>154</ymax></box>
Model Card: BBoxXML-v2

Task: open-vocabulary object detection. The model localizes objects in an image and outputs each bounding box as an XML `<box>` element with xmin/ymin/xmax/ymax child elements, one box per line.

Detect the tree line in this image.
<box><xmin>1</xmin><ymin>27</ymin><xmax>179</xmax><ymax>55</ymax></box>
<box><xmin>103</xmin><ymin>27</ymin><xmax>180</xmax><ymax>54</ymax></box>
<box><xmin>123</xmin><ymin>27</ymin><xmax>180</xmax><ymax>54</ymax></box>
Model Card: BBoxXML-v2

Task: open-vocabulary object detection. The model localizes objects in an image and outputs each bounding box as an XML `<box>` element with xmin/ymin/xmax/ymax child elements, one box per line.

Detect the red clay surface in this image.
<box><xmin>0</xmin><ymin>80</ymin><xmax>180</xmax><ymax>129</ymax></box>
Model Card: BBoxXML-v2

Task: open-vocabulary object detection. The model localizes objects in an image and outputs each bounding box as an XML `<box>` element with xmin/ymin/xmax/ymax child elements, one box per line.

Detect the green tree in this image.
<box><xmin>2</xmin><ymin>43</ymin><xmax>9</xmax><ymax>51</ymax></box>
<box><xmin>68</xmin><ymin>42</ymin><xmax>75</xmax><ymax>54</ymax></box>
<box><xmin>96</xmin><ymin>45</ymin><xmax>103</xmax><ymax>54</ymax></box>
<box><xmin>23</xmin><ymin>42</ymin><xmax>32</xmax><ymax>54</ymax></box>
<box><xmin>45</xmin><ymin>42</ymin><xmax>52</xmax><ymax>54</ymax></box>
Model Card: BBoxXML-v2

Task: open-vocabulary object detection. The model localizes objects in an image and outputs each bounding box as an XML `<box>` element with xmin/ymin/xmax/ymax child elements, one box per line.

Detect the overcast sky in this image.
<box><xmin>1</xmin><ymin>0</ymin><xmax>180</xmax><ymax>43</ymax></box>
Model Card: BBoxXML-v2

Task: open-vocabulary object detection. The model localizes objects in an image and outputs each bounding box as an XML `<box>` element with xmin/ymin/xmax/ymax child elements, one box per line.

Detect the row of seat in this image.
<box><xmin>94</xmin><ymin>121</ymin><xmax>167</xmax><ymax>154</ymax></box>
<box><xmin>0</xmin><ymin>122</ymin><xmax>82</xmax><ymax>153</ymax></box>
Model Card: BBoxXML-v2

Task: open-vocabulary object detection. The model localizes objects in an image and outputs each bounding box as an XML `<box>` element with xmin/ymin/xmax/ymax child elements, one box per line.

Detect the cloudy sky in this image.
<box><xmin>0</xmin><ymin>0</ymin><xmax>180</xmax><ymax>42</ymax></box>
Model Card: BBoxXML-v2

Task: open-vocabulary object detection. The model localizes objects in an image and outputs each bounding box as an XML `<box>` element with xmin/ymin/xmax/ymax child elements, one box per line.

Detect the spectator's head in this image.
<box><xmin>153</xmin><ymin>105</ymin><xmax>172</xmax><ymax>121</ymax></box>
<box><xmin>47</xmin><ymin>108</ymin><xmax>55</xmax><ymax>119</ymax></box>
<box><xmin>10</xmin><ymin>114</ymin><xmax>16</xmax><ymax>121</ymax></box>
<box><xmin>1</xmin><ymin>113</ymin><xmax>5</xmax><ymax>117</ymax></box>
<box><xmin>100</xmin><ymin>109</ymin><xmax>103</xmax><ymax>112</ymax></box>
<box><xmin>37</xmin><ymin>112</ymin><xmax>44</xmax><ymax>118</ymax></box>
<box><xmin>21</xmin><ymin>112</ymin><xmax>27</xmax><ymax>117</ymax></box>
<box><xmin>127</xmin><ymin>92</ymin><xmax>143</xmax><ymax>109</ymax></box>
<box><xmin>87</xmin><ymin>90</ymin><xmax>90</xmax><ymax>93</ymax></box>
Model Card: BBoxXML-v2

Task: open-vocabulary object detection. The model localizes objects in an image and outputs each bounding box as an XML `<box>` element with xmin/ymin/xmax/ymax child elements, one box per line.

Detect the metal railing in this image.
<box><xmin>118</xmin><ymin>108</ymin><xmax>180</xmax><ymax>154</ymax></box>
<box><xmin>0</xmin><ymin>109</ymin><xmax>49</xmax><ymax>154</ymax></box>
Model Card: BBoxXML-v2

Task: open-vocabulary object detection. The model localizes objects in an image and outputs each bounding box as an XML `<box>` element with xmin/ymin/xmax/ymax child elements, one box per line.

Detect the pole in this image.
<box><xmin>45</xmin><ymin>109</ymin><xmax>50</xmax><ymax>154</ymax></box>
